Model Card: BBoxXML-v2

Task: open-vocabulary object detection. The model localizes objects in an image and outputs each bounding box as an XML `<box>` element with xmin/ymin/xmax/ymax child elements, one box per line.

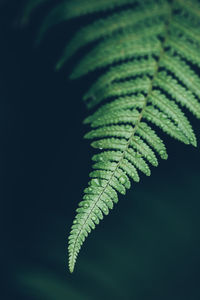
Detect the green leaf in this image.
<box><xmin>23</xmin><ymin>0</ymin><xmax>200</xmax><ymax>273</ymax></box>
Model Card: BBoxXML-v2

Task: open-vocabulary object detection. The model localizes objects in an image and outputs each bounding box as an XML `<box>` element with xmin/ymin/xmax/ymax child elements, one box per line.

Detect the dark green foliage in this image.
<box><xmin>23</xmin><ymin>0</ymin><xmax>200</xmax><ymax>273</ymax></box>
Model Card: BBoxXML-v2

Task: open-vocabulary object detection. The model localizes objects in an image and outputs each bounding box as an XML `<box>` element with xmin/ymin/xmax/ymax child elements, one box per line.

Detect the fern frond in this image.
<box><xmin>23</xmin><ymin>0</ymin><xmax>200</xmax><ymax>273</ymax></box>
<box><xmin>66</xmin><ymin>0</ymin><xmax>200</xmax><ymax>273</ymax></box>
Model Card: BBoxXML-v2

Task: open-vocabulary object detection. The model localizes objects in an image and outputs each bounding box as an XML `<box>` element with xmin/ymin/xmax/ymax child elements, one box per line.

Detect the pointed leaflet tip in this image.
<box><xmin>191</xmin><ymin>138</ymin><xmax>197</xmax><ymax>148</ymax></box>
<box><xmin>69</xmin><ymin>258</ymin><xmax>75</xmax><ymax>273</ymax></box>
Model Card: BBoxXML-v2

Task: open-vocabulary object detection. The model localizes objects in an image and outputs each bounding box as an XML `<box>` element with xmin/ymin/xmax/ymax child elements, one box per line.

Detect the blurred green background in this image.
<box><xmin>1</xmin><ymin>1</ymin><xmax>200</xmax><ymax>299</ymax></box>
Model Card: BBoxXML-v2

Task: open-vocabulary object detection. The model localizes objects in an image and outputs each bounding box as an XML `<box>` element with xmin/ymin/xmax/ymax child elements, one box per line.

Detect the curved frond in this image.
<box><xmin>66</xmin><ymin>0</ymin><xmax>200</xmax><ymax>273</ymax></box>
<box><xmin>23</xmin><ymin>0</ymin><xmax>200</xmax><ymax>273</ymax></box>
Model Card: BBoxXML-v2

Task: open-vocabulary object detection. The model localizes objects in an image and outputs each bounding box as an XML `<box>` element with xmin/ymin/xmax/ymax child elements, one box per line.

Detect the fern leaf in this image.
<box><xmin>23</xmin><ymin>0</ymin><xmax>200</xmax><ymax>273</ymax></box>
<box><xmin>66</xmin><ymin>0</ymin><xmax>200</xmax><ymax>273</ymax></box>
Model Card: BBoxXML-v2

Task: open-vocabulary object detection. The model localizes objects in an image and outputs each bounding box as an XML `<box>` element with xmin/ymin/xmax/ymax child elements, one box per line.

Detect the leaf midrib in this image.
<box><xmin>69</xmin><ymin>1</ymin><xmax>173</xmax><ymax>272</ymax></box>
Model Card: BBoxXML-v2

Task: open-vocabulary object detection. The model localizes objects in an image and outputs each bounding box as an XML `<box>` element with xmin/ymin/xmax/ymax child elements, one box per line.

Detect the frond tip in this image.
<box><xmin>24</xmin><ymin>0</ymin><xmax>200</xmax><ymax>272</ymax></box>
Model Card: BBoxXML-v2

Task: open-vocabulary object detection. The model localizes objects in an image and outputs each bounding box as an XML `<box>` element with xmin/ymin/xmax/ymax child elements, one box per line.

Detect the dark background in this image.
<box><xmin>1</xmin><ymin>1</ymin><xmax>200</xmax><ymax>299</ymax></box>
